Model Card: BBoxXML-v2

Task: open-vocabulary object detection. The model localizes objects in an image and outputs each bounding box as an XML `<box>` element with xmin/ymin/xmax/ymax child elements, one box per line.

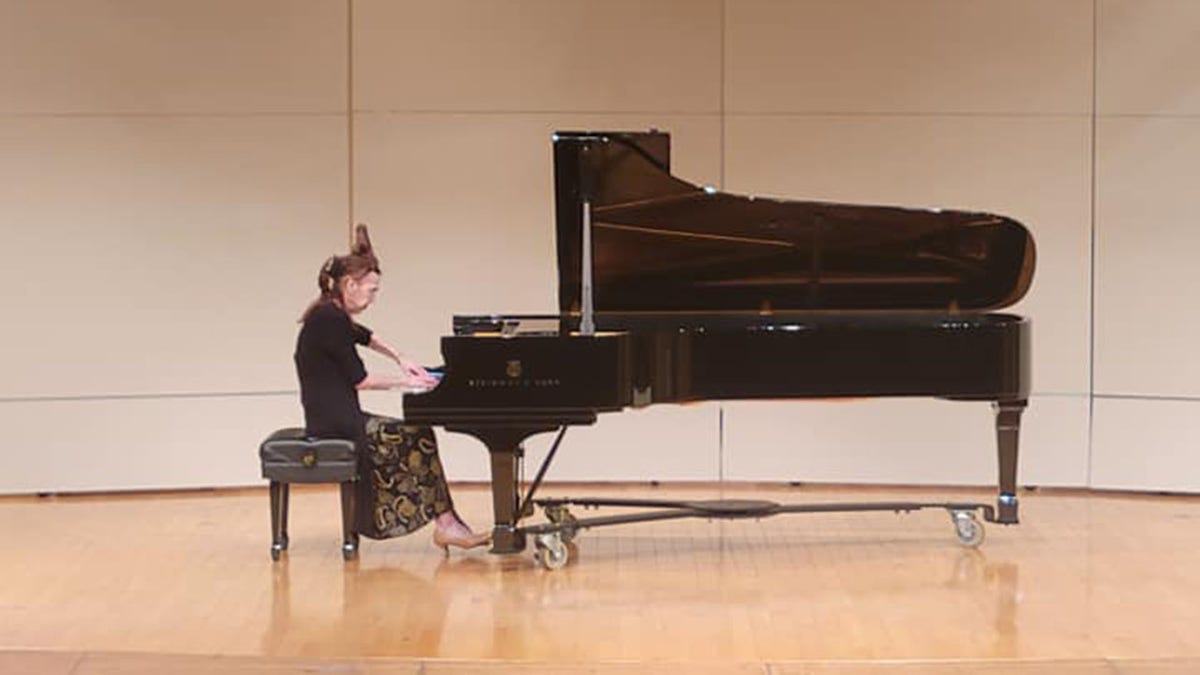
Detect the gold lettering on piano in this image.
<box><xmin>505</xmin><ymin>360</ymin><xmax>522</xmax><ymax>378</ymax></box>
<box><xmin>466</xmin><ymin>378</ymin><xmax>562</xmax><ymax>389</ymax></box>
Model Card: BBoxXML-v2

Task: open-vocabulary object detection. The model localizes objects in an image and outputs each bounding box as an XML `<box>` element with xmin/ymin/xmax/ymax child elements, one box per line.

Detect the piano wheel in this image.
<box><xmin>534</xmin><ymin>532</ymin><xmax>569</xmax><ymax>571</ymax></box>
<box><xmin>951</xmin><ymin>510</ymin><xmax>986</xmax><ymax>548</ymax></box>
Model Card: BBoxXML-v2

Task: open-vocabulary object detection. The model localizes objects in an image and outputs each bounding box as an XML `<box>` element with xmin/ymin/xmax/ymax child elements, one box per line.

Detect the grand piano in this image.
<box><xmin>404</xmin><ymin>130</ymin><xmax>1035</xmax><ymax>569</ymax></box>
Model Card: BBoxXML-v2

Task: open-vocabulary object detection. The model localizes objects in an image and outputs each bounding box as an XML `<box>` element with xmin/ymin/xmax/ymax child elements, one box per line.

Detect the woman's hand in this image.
<box><xmin>356</xmin><ymin>372</ymin><xmax>438</xmax><ymax>391</ymax></box>
<box><xmin>403</xmin><ymin>370</ymin><xmax>440</xmax><ymax>390</ymax></box>
<box><xmin>369</xmin><ymin>336</ymin><xmax>430</xmax><ymax>380</ymax></box>
<box><xmin>398</xmin><ymin>357</ymin><xmax>432</xmax><ymax>381</ymax></box>
<box><xmin>365</xmin><ymin>336</ymin><xmax>439</xmax><ymax>389</ymax></box>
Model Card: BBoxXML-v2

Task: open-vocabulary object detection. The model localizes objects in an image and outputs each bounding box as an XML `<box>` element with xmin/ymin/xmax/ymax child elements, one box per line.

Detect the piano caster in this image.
<box><xmin>270</xmin><ymin>534</ymin><xmax>290</xmax><ymax>561</ymax></box>
<box><xmin>342</xmin><ymin>541</ymin><xmax>359</xmax><ymax>561</ymax></box>
<box><xmin>950</xmin><ymin>510</ymin><xmax>985</xmax><ymax>548</ymax></box>
<box><xmin>544</xmin><ymin>505</ymin><xmax>579</xmax><ymax>544</ymax></box>
<box><xmin>534</xmin><ymin>532</ymin><xmax>570</xmax><ymax>571</ymax></box>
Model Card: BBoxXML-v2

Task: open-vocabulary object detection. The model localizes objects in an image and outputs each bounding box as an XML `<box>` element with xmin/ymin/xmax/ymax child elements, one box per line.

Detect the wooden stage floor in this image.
<box><xmin>2</xmin><ymin>483</ymin><xmax>1199</xmax><ymax>674</ymax></box>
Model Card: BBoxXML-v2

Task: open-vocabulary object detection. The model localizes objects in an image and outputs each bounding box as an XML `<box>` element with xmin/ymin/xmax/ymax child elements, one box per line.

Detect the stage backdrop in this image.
<box><xmin>1</xmin><ymin>0</ymin><xmax>1197</xmax><ymax>494</ymax></box>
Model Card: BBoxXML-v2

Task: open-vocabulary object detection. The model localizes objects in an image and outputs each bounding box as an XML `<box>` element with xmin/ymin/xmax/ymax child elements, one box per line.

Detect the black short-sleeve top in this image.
<box><xmin>294</xmin><ymin>302</ymin><xmax>373</xmax><ymax>442</ymax></box>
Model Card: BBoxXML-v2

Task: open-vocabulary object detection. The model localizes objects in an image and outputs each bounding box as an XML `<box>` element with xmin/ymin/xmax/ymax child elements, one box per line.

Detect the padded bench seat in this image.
<box><xmin>259</xmin><ymin>428</ymin><xmax>359</xmax><ymax>561</ymax></box>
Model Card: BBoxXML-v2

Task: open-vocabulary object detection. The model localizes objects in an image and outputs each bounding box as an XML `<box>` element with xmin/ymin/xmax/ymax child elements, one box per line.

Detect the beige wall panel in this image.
<box><xmin>1091</xmin><ymin>398</ymin><xmax>1200</xmax><ymax>492</ymax></box>
<box><xmin>521</xmin><ymin>402</ymin><xmax>721</xmax><ymax>482</ymax></box>
<box><xmin>0</xmin><ymin>0</ymin><xmax>346</xmax><ymax>114</ymax></box>
<box><xmin>725</xmin><ymin>115</ymin><xmax>1091</xmax><ymax>396</ymax></box>
<box><xmin>1098</xmin><ymin>0</ymin><xmax>1200</xmax><ymax>115</ymax></box>
<box><xmin>0</xmin><ymin>116</ymin><xmax>348</xmax><ymax>399</ymax></box>
<box><xmin>470</xmin><ymin>404</ymin><xmax>720</xmax><ymax>482</ymax></box>
<box><xmin>353</xmin><ymin>0</ymin><xmax>721</xmax><ymax>112</ymax></box>
<box><xmin>351</xmin><ymin>113</ymin><xmax>721</xmax><ymax>369</ymax></box>
<box><xmin>0</xmin><ymin>394</ymin><xmax>301</xmax><ymax>494</ymax></box>
<box><xmin>1020</xmin><ymin>395</ymin><xmax>1091</xmax><ymax>487</ymax></box>
<box><xmin>722</xmin><ymin>398</ymin><xmax>1000</xmax><ymax>485</ymax></box>
<box><xmin>1095</xmin><ymin>117</ymin><xmax>1200</xmax><ymax>396</ymax></box>
<box><xmin>725</xmin><ymin>0</ymin><xmax>1093</xmax><ymax>114</ymax></box>
<box><xmin>722</xmin><ymin>394</ymin><xmax>1084</xmax><ymax>486</ymax></box>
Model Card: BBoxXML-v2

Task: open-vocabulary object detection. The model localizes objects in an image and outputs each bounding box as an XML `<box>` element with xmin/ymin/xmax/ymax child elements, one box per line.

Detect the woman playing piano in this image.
<box><xmin>294</xmin><ymin>224</ymin><xmax>489</xmax><ymax>552</ymax></box>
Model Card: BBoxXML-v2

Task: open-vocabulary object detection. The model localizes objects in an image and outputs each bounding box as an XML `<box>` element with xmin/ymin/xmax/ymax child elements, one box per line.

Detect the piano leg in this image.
<box><xmin>993</xmin><ymin>399</ymin><xmax>1027</xmax><ymax>525</ymax></box>
<box><xmin>448</xmin><ymin>424</ymin><xmax>561</xmax><ymax>554</ymax></box>
<box><xmin>488</xmin><ymin>446</ymin><xmax>525</xmax><ymax>554</ymax></box>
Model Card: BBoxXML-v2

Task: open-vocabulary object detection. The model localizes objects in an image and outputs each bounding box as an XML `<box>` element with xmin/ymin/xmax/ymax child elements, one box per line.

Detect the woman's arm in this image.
<box><xmin>359</xmin><ymin>335</ymin><xmax>439</xmax><ymax>390</ymax></box>
<box><xmin>355</xmin><ymin>372</ymin><xmax>410</xmax><ymax>390</ymax></box>
<box><xmin>356</xmin><ymin>371</ymin><xmax>439</xmax><ymax>391</ymax></box>
<box><xmin>367</xmin><ymin>335</ymin><xmax>431</xmax><ymax>379</ymax></box>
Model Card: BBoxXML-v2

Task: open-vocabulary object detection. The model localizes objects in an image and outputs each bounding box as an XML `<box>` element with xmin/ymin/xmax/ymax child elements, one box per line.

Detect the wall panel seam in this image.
<box><xmin>1098</xmin><ymin>113</ymin><xmax>1200</xmax><ymax>119</ymax></box>
<box><xmin>0</xmin><ymin>111</ymin><xmax>346</xmax><ymax>119</ymax></box>
<box><xmin>347</xmin><ymin>0</ymin><xmax>355</xmax><ymax>231</ymax></box>
<box><xmin>1087</xmin><ymin>0</ymin><xmax>1098</xmax><ymax>487</ymax></box>
<box><xmin>719</xmin><ymin>0</ymin><xmax>727</xmax><ymax>192</ymax></box>
<box><xmin>718</xmin><ymin>0</ymin><xmax>727</xmax><ymax>485</ymax></box>
<box><xmin>1093</xmin><ymin>394</ymin><xmax>1200</xmax><ymax>403</ymax></box>
<box><xmin>0</xmin><ymin>391</ymin><xmax>298</xmax><ymax>404</ymax></box>
<box><xmin>349</xmin><ymin>109</ymin><xmax>724</xmax><ymax>116</ymax></box>
<box><xmin>723</xmin><ymin>111</ymin><xmax>1091</xmax><ymax>119</ymax></box>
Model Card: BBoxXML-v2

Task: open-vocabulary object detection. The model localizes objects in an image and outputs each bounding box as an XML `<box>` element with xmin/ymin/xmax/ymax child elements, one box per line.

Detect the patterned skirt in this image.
<box><xmin>356</xmin><ymin>413</ymin><xmax>453</xmax><ymax>539</ymax></box>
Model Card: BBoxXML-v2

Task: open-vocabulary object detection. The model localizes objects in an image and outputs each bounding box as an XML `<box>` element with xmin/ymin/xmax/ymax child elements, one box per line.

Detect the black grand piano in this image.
<box><xmin>404</xmin><ymin>130</ymin><xmax>1034</xmax><ymax>569</ymax></box>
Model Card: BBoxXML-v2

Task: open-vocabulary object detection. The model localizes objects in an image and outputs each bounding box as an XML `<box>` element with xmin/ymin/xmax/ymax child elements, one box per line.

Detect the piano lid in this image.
<box><xmin>553</xmin><ymin>130</ymin><xmax>1036</xmax><ymax>313</ymax></box>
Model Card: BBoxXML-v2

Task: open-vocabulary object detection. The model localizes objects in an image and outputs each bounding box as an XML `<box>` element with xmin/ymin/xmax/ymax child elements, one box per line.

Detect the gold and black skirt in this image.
<box><xmin>356</xmin><ymin>413</ymin><xmax>453</xmax><ymax>539</ymax></box>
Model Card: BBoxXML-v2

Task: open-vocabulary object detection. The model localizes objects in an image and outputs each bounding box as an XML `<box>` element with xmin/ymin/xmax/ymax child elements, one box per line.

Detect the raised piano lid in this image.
<box><xmin>554</xmin><ymin>130</ymin><xmax>1035</xmax><ymax>314</ymax></box>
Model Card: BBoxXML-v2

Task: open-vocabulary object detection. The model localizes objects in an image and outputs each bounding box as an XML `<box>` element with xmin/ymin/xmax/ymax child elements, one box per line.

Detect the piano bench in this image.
<box><xmin>259</xmin><ymin>428</ymin><xmax>359</xmax><ymax>561</ymax></box>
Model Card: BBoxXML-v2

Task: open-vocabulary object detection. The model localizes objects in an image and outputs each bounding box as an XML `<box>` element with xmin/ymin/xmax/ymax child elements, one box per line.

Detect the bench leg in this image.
<box><xmin>269</xmin><ymin>481</ymin><xmax>290</xmax><ymax>561</ymax></box>
<box><xmin>280</xmin><ymin>482</ymin><xmax>290</xmax><ymax>546</ymax></box>
<box><xmin>340</xmin><ymin>481</ymin><xmax>359</xmax><ymax>560</ymax></box>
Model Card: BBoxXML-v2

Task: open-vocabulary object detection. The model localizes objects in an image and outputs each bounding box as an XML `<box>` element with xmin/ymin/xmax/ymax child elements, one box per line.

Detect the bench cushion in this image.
<box><xmin>260</xmin><ymin>428</ymin><xmax>357</xmax><ymax>483</ymax></box>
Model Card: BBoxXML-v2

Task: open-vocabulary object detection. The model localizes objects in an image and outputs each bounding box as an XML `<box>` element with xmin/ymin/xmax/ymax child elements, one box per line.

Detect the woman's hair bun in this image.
<box><xmin>352</xmin><ymin>223</ymin><xmax>373</xmax><ymax>257</ymax></box>
<box><xmin>352</xmin><ymin>223</ymin><xmax>380</xmax><ymax>272</ymax></box>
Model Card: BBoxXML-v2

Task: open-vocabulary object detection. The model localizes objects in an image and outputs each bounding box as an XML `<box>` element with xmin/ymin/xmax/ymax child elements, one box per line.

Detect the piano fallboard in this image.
<box><xmin>402</xmin><ymin>330</ymin><xmax>632</xmax><ymax>425</ymax></box>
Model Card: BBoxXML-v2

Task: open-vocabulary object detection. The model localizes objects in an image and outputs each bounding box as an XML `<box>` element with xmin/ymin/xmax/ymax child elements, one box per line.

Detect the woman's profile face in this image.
<box><xmin>342</xmin><ymin>271</ymin><xmax>381</xmax><ymax>314</ymax></box>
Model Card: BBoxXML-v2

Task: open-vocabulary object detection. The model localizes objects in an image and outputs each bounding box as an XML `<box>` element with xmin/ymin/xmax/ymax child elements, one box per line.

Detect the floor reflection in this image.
<box><xmin>261</xmin><ymin>535</ymin><xmax>1029</xmax><ymax>660</ymax></box>
<box><xmin>261</xmin><ymin>553</ymin><xmax>452</xmax><ymax>657</ymax></box>
<box><xmin>947</xmin><ymin>549</ymin><xmax>1020</xmax><ymax>655</ymax></box>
